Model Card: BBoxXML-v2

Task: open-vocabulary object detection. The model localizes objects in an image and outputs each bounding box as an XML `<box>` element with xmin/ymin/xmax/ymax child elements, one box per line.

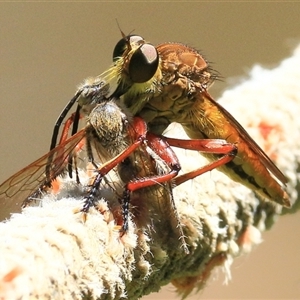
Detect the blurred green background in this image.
<box><xmin>0</xmin><ymin>3</ymin><xmax>299</xmax><ymax>299</ymax></box>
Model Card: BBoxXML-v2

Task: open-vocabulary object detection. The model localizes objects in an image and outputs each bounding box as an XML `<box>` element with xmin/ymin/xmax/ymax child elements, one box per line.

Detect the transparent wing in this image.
<box><xmin>0</xmin><ymin>130</ymin><xmax>85</xmax><ymax>220</ymax></box>
<box><xmin>201</xmin><ymin>91</ymin><xmax>287</xmax><ymax>184</ymax></box>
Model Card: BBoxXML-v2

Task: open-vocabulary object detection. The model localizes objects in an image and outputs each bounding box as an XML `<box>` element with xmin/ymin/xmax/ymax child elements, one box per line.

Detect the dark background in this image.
<box><xmin>0</xmin><ymin>3</ymin><xmax>300</xmax><ymax>299</ymax></box>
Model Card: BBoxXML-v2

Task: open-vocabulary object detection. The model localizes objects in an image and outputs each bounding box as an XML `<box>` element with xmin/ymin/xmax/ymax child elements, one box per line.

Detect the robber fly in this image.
<box><xmin>106</xmin><ymin>34</ymin><xmax>290</xmax><ymax>207</ymax></box>
<box><xmin>47</xmin><ymin>33</ymin><xmax>289</xmax><ymax>208</ymax></box>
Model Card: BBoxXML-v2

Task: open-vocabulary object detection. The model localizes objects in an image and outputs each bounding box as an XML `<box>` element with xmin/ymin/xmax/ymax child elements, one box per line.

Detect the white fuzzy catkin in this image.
<box><xmin>1</xmin><ymin>45</ymin><xmax>300</xmax><ymax>300</ymax></box>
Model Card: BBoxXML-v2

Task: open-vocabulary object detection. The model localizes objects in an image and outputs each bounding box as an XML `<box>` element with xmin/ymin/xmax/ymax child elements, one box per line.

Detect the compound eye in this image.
<box><xmin>128</xmin><ymin>44</ymin><xmax>159</xmax><ymax>83</ymax></box>
<box><xmin>113</xmin><ymin>35</ymin><xmax>144</xmax><ymax>62</ymax></box>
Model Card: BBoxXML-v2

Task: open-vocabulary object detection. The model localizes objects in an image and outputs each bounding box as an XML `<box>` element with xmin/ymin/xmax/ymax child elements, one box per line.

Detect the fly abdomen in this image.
<box><xmin>223</xmin><ymin>160</ymin><xmax>289</xmax><ymax>207</ymax></box>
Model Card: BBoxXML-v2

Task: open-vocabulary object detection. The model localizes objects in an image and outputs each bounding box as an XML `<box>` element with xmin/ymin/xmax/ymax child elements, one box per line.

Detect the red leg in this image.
<box><xmin>58</xmin><ymin>112</ymin><xmax>78</xmax><ymax>145</ymax></box>
<box><xmin>120</xmin><ymin>133</ymin><xmax>236</xmax><ymax>232</ymax></box>
<box><xmin>164</xmin><ymin>137</ymin><xmax>237</xmax><ymax>186</ymax></box>
<box><xmin>120</xmin><ymin>131</ymin><xmax>181</xmax><ymax>233</ymax></box>
<box><xmin>126</xmin><ymin>132</ymin><xmax>181</xmax><ymax>192</ymax></box>
<box><xmin>81</xmin><ymin>117</ymin><xmax>149</xmax><ymax>214</ymax></box>
<box><xmin>57</xmin><ymin>111</ymin><xmax>85</xmax><ymax>154</ymax></box>
<box><xmin>81</xmin><ymin>117</ymin><xmax>237</xmax><ymax>235</ymax></box>
<box><xmin>81</xmin><ymin>117</ymin><xmax>182</xmax><ymax>233</ymax></box>
<box><xmin>124</xmin><ymin>135</ymin><xmax>236</xmax><ymax>191</ymax></box>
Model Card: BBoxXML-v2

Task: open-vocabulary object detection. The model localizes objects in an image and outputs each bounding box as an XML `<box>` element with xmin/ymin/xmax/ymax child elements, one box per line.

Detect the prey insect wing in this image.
<box><xmin>0</xmin><ymin>130</ymin><xmax>85</xmax><ymax>221</ymax></box>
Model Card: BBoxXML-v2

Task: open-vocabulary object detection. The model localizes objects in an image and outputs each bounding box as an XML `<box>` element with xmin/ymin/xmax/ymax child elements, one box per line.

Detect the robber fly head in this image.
<box><xmin>104</xmin><ymin>34</ymin><xmax>161</xmax><ymax>99</ymax></box>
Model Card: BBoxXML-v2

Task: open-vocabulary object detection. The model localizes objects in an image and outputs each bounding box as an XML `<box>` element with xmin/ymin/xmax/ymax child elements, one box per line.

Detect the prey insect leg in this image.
<box><xmin>45</xmin><ymin>111</ymin><xmax>83</xmax><ymax>185</ymax></box>
<box><xmin>47</xmin><ymin>79</ymin><xmax>109</xmax><ymax>182</ymax></box>
<box><xmin>49</xmin><ymin>111</ymin><xmax>85</xmax><ymax>184</ymax></box>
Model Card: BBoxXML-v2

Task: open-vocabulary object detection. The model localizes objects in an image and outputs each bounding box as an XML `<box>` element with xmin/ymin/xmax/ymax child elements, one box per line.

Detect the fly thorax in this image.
<box><xmin>139</xmin><ymin>76</ymin><xmax>194</xmax><ymax>127</ymax></box>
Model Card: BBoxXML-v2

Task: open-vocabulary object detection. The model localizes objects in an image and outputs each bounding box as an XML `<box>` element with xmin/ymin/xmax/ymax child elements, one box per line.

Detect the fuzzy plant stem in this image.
<box><xmin>1</xmin><ymin>45</ymin><xmax>300</xmax><ymax>300</ymax></box>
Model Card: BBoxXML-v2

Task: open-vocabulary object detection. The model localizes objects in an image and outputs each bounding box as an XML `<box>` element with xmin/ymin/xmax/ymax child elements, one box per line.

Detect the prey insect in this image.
<box><xmin>0</xmin><ymin>96</ymin><xmax>235</xmax><ymax>254</ymax></box>
<box><xmin>47</xmin><ymin>33</ymin><xmax>289</xmax><ymax>208</ymax></box>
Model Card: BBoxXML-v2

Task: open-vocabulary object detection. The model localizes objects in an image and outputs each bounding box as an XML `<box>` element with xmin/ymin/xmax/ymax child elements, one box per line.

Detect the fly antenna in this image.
<box><xmin>115</xmin><ymin>19</ymin><xmax>126</xmax><ymax>39</ymax></box>
<box><xmin>115</xmin><ymin>19</ymin><xmax>135</xmax><ymax>38</ymax></box>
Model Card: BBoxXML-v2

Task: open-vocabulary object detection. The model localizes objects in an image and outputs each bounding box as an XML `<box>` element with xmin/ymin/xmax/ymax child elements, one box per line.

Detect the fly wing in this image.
<box><xmin>202</xmin><ymin>90</ymin><xmax>287</xmax><ymax>185</ymax></box>
<box><xmin>0</xmin><ymin>130</ymin><xmax>85</xmax><ymax>221</ymax></box>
